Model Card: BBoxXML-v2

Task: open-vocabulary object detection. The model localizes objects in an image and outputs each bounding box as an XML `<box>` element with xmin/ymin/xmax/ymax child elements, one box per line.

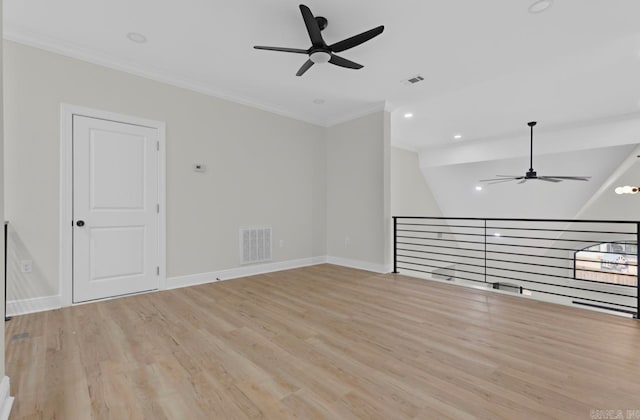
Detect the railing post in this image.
<box><xmin>484</xmin><ymin>219</ymin><xmax>487</xmax><ymax>284</ymax></box>
<box><xmin>392</xmin><ymin>217</ymin><xmax>399</xmax><ymax>274</ymax></box>
<box><xmin>636</xmin><ymin>223</ymin><xmax>639</xmax><ymax>319</ymax></box>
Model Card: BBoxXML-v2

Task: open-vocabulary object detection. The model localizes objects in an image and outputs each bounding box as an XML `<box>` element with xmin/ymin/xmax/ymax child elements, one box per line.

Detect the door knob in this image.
<box><xmin>76</xmin><ymin>220</ymin><xmax>85</xmax><ymax>227</ymax></box>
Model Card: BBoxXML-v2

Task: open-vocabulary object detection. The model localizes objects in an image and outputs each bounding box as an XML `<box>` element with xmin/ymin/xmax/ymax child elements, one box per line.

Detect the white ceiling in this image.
<box><xmin>4</xmin><ymin>0</ymin><xmax>640</xmax><ymax>149</ymax></box>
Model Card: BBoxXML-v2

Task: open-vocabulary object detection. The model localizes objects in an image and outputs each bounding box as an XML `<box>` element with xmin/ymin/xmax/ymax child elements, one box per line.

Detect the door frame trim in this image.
<box><xmin>59</xmin><ymin>104</ymin><xmax>167</xmax><ymax>307</ymax></box>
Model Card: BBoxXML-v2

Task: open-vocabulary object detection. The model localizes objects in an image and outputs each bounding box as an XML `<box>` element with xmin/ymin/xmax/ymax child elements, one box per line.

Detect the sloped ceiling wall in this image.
<box><xmin>578</xmin><ymin>147</ymin><xmax>640</xmax><ymax>221</ymax></box>
<box><xmin>422</xmin><ymin>145</ymin><xmax>634</xmax><ymax>219</ymax></box>
<box><xmin>415</xmin><ymin>116</ymin><xmax>640</xmax><ymax>220</ymax></box>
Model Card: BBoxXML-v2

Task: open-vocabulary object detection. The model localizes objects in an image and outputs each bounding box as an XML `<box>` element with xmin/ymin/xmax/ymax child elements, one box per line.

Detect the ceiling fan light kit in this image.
<box><xmin>480</xmin><ymin>121</ymin><xmax>591</xmax><ymax>185</ymax></box>
<box><xmin>310</xmin><ymin>51</ymin><xmax>331</xmax><ymax>64</ymax></box>
<box><xmin>615</xmin><ymin>186</ymin><xmax>639</xmax><ymax>194</ymax></box>
<box><xmin>254</xmin><ymin>4</ymin><xmax>384</xmax><ymax>76</ymax></box>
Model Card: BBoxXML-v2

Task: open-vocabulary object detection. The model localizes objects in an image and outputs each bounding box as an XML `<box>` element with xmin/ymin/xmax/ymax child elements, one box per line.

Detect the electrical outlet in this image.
<box><xmin>279</xmin><ymin>240</ymin><xmax>284</xmax><ymax>248</ymax></box>
<box><xmin>345</xmin><ymin>236</ymin><xmax>350</xmax><ymax>247</ymax></box>
<box><xmin>20</xmin><ymin>260</ymin><xmax>33</xmax><ymax>273</ymax></box>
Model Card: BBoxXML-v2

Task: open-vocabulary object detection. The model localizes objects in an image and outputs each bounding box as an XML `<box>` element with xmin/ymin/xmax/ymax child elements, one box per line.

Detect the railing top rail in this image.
<box><xmin>393</xmin><ymin>216</ymin><xmax>640</xmax><ymax>224</ymax></box>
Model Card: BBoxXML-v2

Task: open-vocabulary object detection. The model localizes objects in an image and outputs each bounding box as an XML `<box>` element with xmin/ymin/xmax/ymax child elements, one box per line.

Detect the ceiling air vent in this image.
<box><xmin>402</xmin><ymin>74</ymin><xmax>425</xmax><ymax>86</ymax></box>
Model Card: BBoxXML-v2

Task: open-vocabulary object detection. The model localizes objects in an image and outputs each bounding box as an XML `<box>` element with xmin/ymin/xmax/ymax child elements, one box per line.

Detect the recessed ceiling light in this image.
<box><xmin>126</xmin><ymin>32</ymin><xmax>147</xmax><ymax>44</ymax></box>
<box><xmin>475</xmin><ymin>186</ymin><xmax>483</xmax><ymax>191</ymax></box>
<box><xmin>313</xmin><ymin>99</ymin><xmax>325</xmax><ymax>105</ymax></box>
<box><xmin>494</xmin><ymin>232</ymin><xmax>501</xmax><ymax>237</ymax></box>
<box><xmin>453</xmin><ymin>134</ymin><xmax>462</xmax><ymax>140</ymax></box>
<box><xmin>404</xmin><ymin>113</ymin><xmax>413</xmax><ymax>119</ymax></box>
<box><xmin>528</xmin><ymin>0</ymin><xmax>553</xmax><ymax>14</ymax></box>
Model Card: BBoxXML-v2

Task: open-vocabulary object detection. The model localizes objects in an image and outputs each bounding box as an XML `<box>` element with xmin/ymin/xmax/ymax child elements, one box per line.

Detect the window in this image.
<box><xmin>574</xmin><ymin>242</ymin><xmax>637</xmax><ymax>286</ymax></box>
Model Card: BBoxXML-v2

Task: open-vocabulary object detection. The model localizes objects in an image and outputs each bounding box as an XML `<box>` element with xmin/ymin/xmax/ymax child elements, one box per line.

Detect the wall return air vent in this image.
<box><xmin>240</xmin><ymin>227</ymin><xmax>272</xmax><ymax>265</ymax></box>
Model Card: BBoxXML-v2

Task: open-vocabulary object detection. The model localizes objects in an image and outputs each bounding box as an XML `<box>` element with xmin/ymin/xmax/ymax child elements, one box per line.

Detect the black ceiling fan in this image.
<box><xmin>480</xmin><ymin>121</ymin><xmax>591</xmax><ymax>184</ymax></box>
<box><xmin>253</xmin><ymin>4</ymin><xmax>384</xmax><ymax>76</ymax></box>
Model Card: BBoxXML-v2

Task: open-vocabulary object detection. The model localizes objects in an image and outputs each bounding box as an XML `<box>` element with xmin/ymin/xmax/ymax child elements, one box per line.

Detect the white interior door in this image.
<box><xmin>73</xmin><ymin>115</ymin><xmax>160</xmax><ymax>303</ymax></box>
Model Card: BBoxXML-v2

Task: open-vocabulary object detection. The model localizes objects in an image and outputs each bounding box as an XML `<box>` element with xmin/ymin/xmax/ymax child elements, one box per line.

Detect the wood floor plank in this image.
<box><xmin>5</xmin><ymin>264</ymin><xmax>640</xmax><ymax>419</ymax></box>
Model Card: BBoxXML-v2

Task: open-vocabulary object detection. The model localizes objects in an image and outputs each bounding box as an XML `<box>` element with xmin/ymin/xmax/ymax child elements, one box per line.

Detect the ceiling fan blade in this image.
<box><xmin>537</xmin><ymin>177</ymin><xmax>562</xmax><ymax>183</ymax></box>
<box><xmin>329</xmin><ymin>54</ymin><xmax>363</xmax><ymax>69</ymax></box>
<box><xmin>539</xmin><ymin>176</ymin><xmax>591</xmax><ymax>181</ymax></box>
<box><xmin>329</xmin><ymin>25</ymin><xmax>385</xmax><ymax>52</ymax></box>
<box><xmin>495</xmin><ymin>175</ymin><xmax>522</xmax><ymax>178</ymax></box>
<box><xmin>479</xmin><ymin>176</ymin><xmax>520</xmax><ymax>182</ymax></box>
<box><xmin>296</xmin><ymin>59</ymin><xmax>314</xmax><ymax>76</ymax></box>
<box><xmin>300</xmin><ymin>4</ymin><xmax>325</xmax><ymax>47</ymax></box>
<box><xmin>486</xmin><ymin>178</ymin><xmax>519</xmax><ymax>184</ymax></box>
<box><xmin>254</xmin><ymin>46</ymin><xmax>309</xmax><ymax>54</ymax></box>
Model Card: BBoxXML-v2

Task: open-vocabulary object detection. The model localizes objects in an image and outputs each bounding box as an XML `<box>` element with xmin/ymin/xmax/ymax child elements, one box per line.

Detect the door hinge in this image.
<box><xmin>156</xmin><ymin>204</ymin><xmax>160</xmax><ymax>213</ymax></box>
<box><xmin>156</xmin><ymin>141</ymin><xmax>160</xmax><ymax>151</ymax></box>
<box><xmin>157</xmin><ymin>266</ymin><xmax>160</xmax><ymax>276</ymax></box>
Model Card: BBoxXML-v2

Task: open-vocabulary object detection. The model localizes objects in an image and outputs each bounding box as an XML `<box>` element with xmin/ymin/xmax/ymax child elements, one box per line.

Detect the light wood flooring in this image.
<box><xmin>5</xmin><ymin>264</ymin><xmax>640</xmax><ymax>419</ymax></box>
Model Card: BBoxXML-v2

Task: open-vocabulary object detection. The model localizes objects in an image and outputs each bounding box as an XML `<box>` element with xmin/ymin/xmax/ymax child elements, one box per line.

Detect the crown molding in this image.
<box><xmin>390</xmin><ymin>143</ymin><xmax>419</xmax><ymax>153</ymax></box>
<box><xmin>324</xmin><ymin>101</ymin><xmax>387</xmax><ymax>127</ymax></box>
<box><xmin>2</xmin><ymin>26</ymin><xmax>399</xmax><ymax>129</ymax></box>
<box><xmin>3</xmin><ymin>26</ymin><xmax>335</xmax><ymax>127</ymax></box>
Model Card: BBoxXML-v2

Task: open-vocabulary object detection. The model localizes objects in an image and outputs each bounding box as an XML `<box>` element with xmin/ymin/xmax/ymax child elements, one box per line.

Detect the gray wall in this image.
<box><xmin>391</xmin><ymin>147</ymin><xmax>443</xmax><ymax>217</ymax></box>
<box><xmin>326</xmin><ymin>111</ymin><xmax>391</xmax><ymax>271</ymax></box>
<box><xmin>4</xmin><ymin>40</ymin><xmax>393</xmax><ymax>302</ymax></box>
<box><xmin>3</xmin><ymin>40</ymin><xmax>328</xmax><ymax>300</ymax></box>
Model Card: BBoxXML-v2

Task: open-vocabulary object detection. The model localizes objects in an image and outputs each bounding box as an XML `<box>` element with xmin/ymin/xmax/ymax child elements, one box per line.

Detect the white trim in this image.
<box><xmin>4</xmin><ymin>31</ymin><xmax>395</xmax><ymax>129</ymax></box>
<box><xmin>326</xmin><ymin>256</ymin><xmax>391</xmax><ymax>274</ymax></box>
<box><xmin>4</xmin><ymin>29</ymin><xmax>325</xmax><ymax>127</ymax></box>
<box><xmin>398</xmin><ymin>270</ymin><xmax>635</xmax><ymax>319</ymax></box>
<box><xmin>6</xmin><ymin>295</ymin><xmax>62</xmax><ymax>317</ymax></box>
<box><xmin>390</xmin><ymin>143</ymin><xmax>419</xmax><ymax>153</ymax></box>
<box><xmin>8</xmin><ymin>257</ymin><xmax>387</xmax><ymax>314</ymax></box>
<box><xmin>167</xmin><ymin>257</ymin><xmax>327</xmax><ymax>290</ymax></box>
<box><xmin>59</xmin><ymin>104</ymin><xmax>167</xmax><ymax>307</ymax></box>
<box><xmin>0</xmin><ymin>377</ymin><xmax>13</xmax><ymax>420</ymax></box>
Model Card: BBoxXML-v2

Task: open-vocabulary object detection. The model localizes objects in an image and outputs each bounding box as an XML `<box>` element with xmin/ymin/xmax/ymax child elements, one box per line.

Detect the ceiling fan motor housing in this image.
<box><xmin>315</xmin><ymin>16</ymin><xmax>328</xmax><ymax>31</ymax></box>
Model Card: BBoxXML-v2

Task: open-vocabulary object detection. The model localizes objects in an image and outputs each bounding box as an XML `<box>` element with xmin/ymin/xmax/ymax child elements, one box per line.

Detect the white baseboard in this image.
<box><xmin>7</xmin><ymin>295</ymin><xmax>62</xmax><ymax>317</ymax></box>
<box><xmin>6</xmin><ymin>257</ymin><xmax>388</xmax><ymax>315</ymax></box>
<box><xmin>166</xmin><ymin>256</ymin><xmax>328</xmax><ymax>290</ymax></box>
<box><xmin>325</xmin><ymin>256</ymin><xmax>391</xmax><ymax>274</ymax></box>
<box><xmin>0</xmin><ymin>377</ymin><xmax>14</xmax><ymax>420</ymax></box>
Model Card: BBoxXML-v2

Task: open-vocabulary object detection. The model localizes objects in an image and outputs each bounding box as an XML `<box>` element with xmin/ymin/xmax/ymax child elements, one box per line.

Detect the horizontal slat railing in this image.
<box><xmin>392</xmin><ymin>217</ymin><xmax>639</xmax><ymax>318</ymax></box>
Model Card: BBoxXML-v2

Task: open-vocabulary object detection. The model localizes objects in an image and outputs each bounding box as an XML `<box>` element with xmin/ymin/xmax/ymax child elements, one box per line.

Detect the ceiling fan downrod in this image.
<box><xmin>527</xmin><ymin>121</ymin><xmax>537</xmax><ymax>178</ymax></box>
<box><xmin>478</xmin><ymin>120</ymin><xmax>591</xmax><ymax>185</ymax></box>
